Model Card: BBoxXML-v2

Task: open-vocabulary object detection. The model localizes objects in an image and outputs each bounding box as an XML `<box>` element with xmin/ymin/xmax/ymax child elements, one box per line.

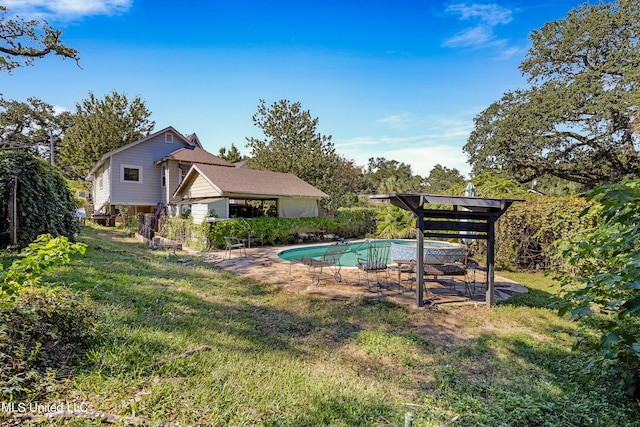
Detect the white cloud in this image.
<box><xmin>446</xmin><ymin>3</ymin><xmax>512</xmax><ymax>26</ymax></box>
<box><xmin>377</xmin><ymin>113</ymin><xmax>414</xmax><ymax>130</ymax></box>
<box><xmin>335</xmin><ymin>111</ymin><xmax>477</xmax><ymax>178</ymax></box>
<box><xmin>3</xmin><ymin>0</ymin><xmax>131</xmax><ymax>20</ymax></box>
<box><xmin>443</xmin><ymin>3</ymin><xmax>513</xmax><ymax>50</ymax></box>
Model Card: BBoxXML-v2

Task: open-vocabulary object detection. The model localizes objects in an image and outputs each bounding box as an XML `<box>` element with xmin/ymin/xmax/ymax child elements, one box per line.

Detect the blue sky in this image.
<box><xmin>2</xmin><ymin>0</ymin><xmax>590</xmax><ymax>178</ymax></box>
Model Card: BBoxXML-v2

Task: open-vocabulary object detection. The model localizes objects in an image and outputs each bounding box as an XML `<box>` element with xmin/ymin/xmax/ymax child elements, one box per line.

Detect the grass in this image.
<box><xmin>3</xmin><ymin>225</ymin><xmax>639</xmax><ymax>426</ymax></box>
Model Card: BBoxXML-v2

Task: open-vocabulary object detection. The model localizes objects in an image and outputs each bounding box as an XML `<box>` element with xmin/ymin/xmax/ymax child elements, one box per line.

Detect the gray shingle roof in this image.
<box><xmin>157</xmin><ymin>147</ymin><xmax>233</xmax><ymax>167</ymax></box>
<box><xmin>180</xmin><ymin>164</ymin><xmax>329</xmax><ymax>198</ymax></box>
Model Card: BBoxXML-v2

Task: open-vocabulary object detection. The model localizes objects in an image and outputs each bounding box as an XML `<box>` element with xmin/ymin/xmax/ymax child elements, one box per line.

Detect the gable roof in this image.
<box><xmin>174</xmin><ymin>164</ymin><xmax>329</xmax><ymax>199</ymax></box>
<box><xmin>86</xmin><ymin>126</ymin><xmax>200</xmax><ymax>178</ymax></box>
<box><xmin>155</xmin><ymin>147</ymin><xmax>233</xmax><ymax>167</ymax></box>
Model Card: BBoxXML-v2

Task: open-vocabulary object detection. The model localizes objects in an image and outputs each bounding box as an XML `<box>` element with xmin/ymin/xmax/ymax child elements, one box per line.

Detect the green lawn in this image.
<box><xmin>4</xmin><ymin>225</ymin><xmax>638</xmax><ymax>426</ymax></box>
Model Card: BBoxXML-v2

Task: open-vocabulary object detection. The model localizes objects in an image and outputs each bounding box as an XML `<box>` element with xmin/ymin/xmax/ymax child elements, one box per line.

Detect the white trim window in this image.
<box><xmin>161</xmin><ymin>167</ymin><xmax>166</xmax><ymax>187</ymax></box>
<box><xmin>165</xmin><ymin>132</ymin><xmax>173</xmax><ymax>143</ymax></box>
<box><xmin>121</xmin><ymin>164</ymin><xmax>143</xmax><ymax>183</ymax></box>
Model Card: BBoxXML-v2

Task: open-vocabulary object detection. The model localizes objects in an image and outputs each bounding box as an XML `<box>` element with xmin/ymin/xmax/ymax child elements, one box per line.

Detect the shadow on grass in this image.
<box><xmin>499</xmin><ymin>286</ymin><xmax>561</xmax><ymax>309</ymax></box>
<box><xmin>41</xmin><ymin>226</ymin><xmax>640</xmax><ymax>426</ymax></box>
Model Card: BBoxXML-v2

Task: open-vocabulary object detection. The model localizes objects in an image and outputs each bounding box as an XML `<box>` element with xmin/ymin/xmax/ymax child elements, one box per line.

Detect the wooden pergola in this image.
<box><xmin>370</xmin><ymin>194</ymin><xmax>521</xmax><ymax>308</ymax></box>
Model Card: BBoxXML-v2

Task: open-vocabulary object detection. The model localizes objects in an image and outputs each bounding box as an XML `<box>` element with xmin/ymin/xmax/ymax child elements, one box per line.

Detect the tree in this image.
<box><xmin>246</xmin><ymin>98</ymin><xmax>338</xmax><ymax>195</ymax></box>
<box><xmin>362</xmin><ymin>157</ymin><xmax>426</xmax><ymax>194</ymax></box>
<box><xmin>218</xmin><ymin>143</ymin><xmax>245</xmax><ymax>163</ymax></box>
<box><xmin>59</xmin><ymin>90</ymin><xmax>155</xmax><ymax>179</ymax></box>
<box><xmin>320</xmin><ymin>155</ymin><xmax>364</xmax><ymax>210</ymax></box>
<box><xmin>425</xmin><ymin>164</ymin><xmax>466</xmax><ymax>195</ymax></box>
<box><xmin>0</xmin><ymin>6</ymin><xmax>79</xmax><ymax>72</ymax></box>
<box><xmin>0</xmin><ymin>97</ymin><xmax>73</xmax><ymax>160</ymax></box>
<box><xmin>465</xmin><ymin>0</ymin><xmax>640</xmax><ymax>188</ymax></box>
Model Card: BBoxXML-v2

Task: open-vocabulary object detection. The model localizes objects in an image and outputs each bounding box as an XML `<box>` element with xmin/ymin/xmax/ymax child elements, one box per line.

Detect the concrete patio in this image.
<box><xmin>197</xmin><ymin>243</ymin><xmax>528</xmax><ymax>308</ymax></box>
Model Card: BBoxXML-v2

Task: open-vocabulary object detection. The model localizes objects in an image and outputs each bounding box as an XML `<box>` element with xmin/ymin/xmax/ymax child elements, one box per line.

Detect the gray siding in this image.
<box><xmin>109</xmin><ymin>131</ymin><xmax>190</xmax><ymax>206</ymax></box>
<box><xmin>92</xmin><ymin>163</ymin><xmax>111</xmax><ymax>212</ymax></box>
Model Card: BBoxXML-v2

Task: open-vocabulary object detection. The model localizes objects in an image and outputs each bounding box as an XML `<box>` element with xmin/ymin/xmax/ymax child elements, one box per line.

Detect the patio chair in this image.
<box><xmin>296</xmin><ymin>241</ymin><xmax>350</xmax><ymax>285</ymax></box>
<box><xmin>223</xmin><ymin>236</ymin><xmax>246</xmax><ymax>259</ymax></box>
<box><xmin>355</xmin><ymin>240</ymin><xmax>391</xmax><ymax>292</ymax></box>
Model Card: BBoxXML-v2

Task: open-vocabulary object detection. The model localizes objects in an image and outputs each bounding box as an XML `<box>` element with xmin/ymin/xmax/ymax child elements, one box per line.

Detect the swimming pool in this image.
<box><xmin>278</xmin><ymin>239</ymin><xmax>465</xmax><ymax>267</ymax></box>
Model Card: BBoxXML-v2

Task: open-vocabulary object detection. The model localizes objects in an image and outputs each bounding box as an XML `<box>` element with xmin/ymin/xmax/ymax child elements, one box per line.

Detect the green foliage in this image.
<box><xmin>0</xmin><ymin>151</ymin><xmax>78</xmax><ymax>247</ymax></box>
<box><xmin>0</xmin><ymin>97</ymin><xmax>74</xmax><ymax>160</ymax></box>
<box><xmin>217</xmin><ymin>143</ymin><xmax>246</xmax><ymax>163</ymax></box>
<box><xmin>465</xmin><ymin>0</ymin><xmax>640</xmax><ymax>187</ymax></box>
<box><xmin>246</xmin><ymin>99</ymin><xmax>338</xmax><ymax>197</ymax></box>
<box><xmin>0</xmin><ymin>233</ymin><xmax>87</xmax><ymax>300</ymax></box>
<box><xmin>554</xmin><ymin>179</ymin><xmax>640</xmax><ymax>395</ymax></box>
<box><xmin>0</xmin><ymin>5</ymin><xmax>79</xmax><ymax>72</ymax></box>
<box><xmin>200</xmin><ymin>216</ymin><xmax>341</xmax><ymax>249</ymax></box>
<box><xmin>59</xmin><ymin>90</ymin><xmax>155</xmax><ymax>179</ymax></box>
<box><xmin>362</xmin><ymin>157</ymin><xmax>426</xmax><ymax>194</ymax></box>
<box><xmin>374</xmin><ymin>205</ymin><xmax>415</xmax><ymax>239</ymax></box>
<box><xmin>425</xmin><ymin>164</ymin><xmax>466</xmax><ymax>194</ymax></box>
<box><xmin>320</xmin><ymin>155</ymin><xmax>364</xmax><ymax>211</ymax></box>
<box><xmin>334</xmin><ymin>207</ymin><xmax>377</xmax><ymax>238</ymax></box>
<box><xmin>494</xmin><ymin>195</ymin><xmax>595</xmax><ymax>270</ymax></box>
<box><xmin>0</xmin><ymin>233</ymin><xmax>93</xmax><ymax>400</ymax></box>
<box><xmin>0</xmin><ymin>286</ymin><xmax>98</xmax><ymax>400</ymax></box>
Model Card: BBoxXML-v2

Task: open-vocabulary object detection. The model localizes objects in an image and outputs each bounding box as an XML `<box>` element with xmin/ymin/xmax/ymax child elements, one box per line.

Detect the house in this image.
<box><xmin>173</xmin><ymin>163</ymin><xmax>329</xmax><ymax>224</ymax></box>
<box><xmin>86</xmin><ymin>126</ymin><xmax>232</xmax><ymax>217</ymax></box>
<box><xmin>86</xmin><ymin>126</ymin><xmax>328</xmax><ymax>222</ymax></box>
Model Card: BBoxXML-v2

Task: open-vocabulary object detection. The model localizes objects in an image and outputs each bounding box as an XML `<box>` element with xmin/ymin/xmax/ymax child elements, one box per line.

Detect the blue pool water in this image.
<box><xmin>278</xmin><ymin>239</ymin><xmax>459</xmax><ymax>267</ymax></box>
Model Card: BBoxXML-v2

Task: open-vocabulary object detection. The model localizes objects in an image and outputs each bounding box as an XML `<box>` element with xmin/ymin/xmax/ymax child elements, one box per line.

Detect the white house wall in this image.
<box><xmin>92</xmin><ymin>163</ymin><xmax>111</xmax><ymax>212</ymax></box>
<box><xmin>109</xmin><ymin>131</ymin><xmax>190</xmax><ymax>206</ymax></box>
<box><xmin>278</xmin><ymin>198</ymin><xmax>318</xmax><ymax>218</ymax></box>
<box><xmin>191</xmin><ymin>199</ymin><xmax>228</xmax><ymax>224</ymax></box>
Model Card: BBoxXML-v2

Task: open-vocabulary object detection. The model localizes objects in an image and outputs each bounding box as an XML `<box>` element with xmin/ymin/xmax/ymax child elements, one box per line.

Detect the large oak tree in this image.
<box><xmin>0</xmin><ymin>6</ymin><xmax>79</xmax><ymax>72</ymax></box>
<box><xmin>0</xmin><ymin>97</ymin><xmax>73</xmax><ymax>160</ymax></box>
<box><xmin>465</xmin><ymin>0</ymin><xmax>640</xmax><ymax>188</ymax></box>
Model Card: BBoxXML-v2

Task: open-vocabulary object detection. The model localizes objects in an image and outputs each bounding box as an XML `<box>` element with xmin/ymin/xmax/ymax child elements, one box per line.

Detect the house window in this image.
<box><xmin>165</xmin><ymin>132</ymin><xmax>173</xmax><ymax>143</ymax></box>
<box><xmin>179</xmin><ymin>168</ymin><xmax>188</xmax><ymax>184</ymax></box>
<box><xmin>121</xmin><ymin>165</ymin><xmax>143</xmax><ymax>183</ymax></box>
<box><xmin>161</xmin><ymin>167</ymin><xmax>166</xmax><ymax>187</ymax></box>
<box><xmin>98</xmin><ymin>176</ymin><xmax>103</xmax><ymax>189</ymax></box>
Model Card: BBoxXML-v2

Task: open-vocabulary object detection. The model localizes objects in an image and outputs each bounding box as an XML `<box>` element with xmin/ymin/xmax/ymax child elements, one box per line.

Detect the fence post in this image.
<box><xmin>9</xmin><ymin>176</ymin><xmax>17</xmax><ymax>246</ymax></box>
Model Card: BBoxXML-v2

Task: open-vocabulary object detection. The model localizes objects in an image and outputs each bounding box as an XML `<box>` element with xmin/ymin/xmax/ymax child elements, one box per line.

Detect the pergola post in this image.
<box><xmin>415</xmin><ymin>210</ymin><xmax>424</xmax><ymax>309</ymax></box>
<box><xmin>485</xmin><ymin>215</ymin><xmax>496</xmax><ymax>307</ymax></box>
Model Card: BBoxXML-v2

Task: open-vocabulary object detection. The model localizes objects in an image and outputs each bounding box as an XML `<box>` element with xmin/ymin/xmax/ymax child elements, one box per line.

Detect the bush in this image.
<box><xmin>493</xmin><ymin>195</ymin><xmax>596</xmax><ymax>270</ymax></box>
<box><xmin>0</xmin><ymin>286</ymin><xmax>99</xmax><ymax>400</ymax></box>
<box><xmin>0</xmin><ymin>233</ymin><xmax>95</xmax><ymax>400</ymax></box>
<box><xmin>554</xmin><ymin>179</ymin><xmax>640</xmax><ymax>396</ymax></box>
<box><xmin>334</xmin><ymin>207</ymin><xmax>377</xmax><ymax>238</ymax></box>
<box><xmin>1</xmin><ymin>234</ymin><xmax>87</xmax><ymax>300</ymax></box>
<box><xmin>0</xmin><ymin>151</ymin><xmax>78</xmax><ymax>247</ymax></box>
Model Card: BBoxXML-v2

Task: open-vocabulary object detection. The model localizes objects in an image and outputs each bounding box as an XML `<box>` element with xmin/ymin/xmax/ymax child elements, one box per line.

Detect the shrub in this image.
<box><xmin>0</xmin><ymin>286</ymin><xmax>99</xmax><ymax>400</ymax></box>
<box><xmin>1</xmin><ymin>234</ymin><xmax>87</xmax><ymax>300</ymax></box>
<box><xmin>0</xmin><ymin>151</ymin><xmax>78</xmax><ymax>247</ymax></box>
<box><xmin>0</xmin><ymin>233</ymin><xmax>95</xmax><ymax>400</ymax></box>
<box><xmin>493</xmin><ymin>195</ymin><xmax>596</xmax><ymax>270</ymax></box>
<box><xmin>554</xmin><ymin>179</ymin><xmax>640</xmax><ymax>396</ymax></box>
<box><xmin>334</xmin><ymin>207</ymin><xmax>377</xmax><ymax>238</ymax></box>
